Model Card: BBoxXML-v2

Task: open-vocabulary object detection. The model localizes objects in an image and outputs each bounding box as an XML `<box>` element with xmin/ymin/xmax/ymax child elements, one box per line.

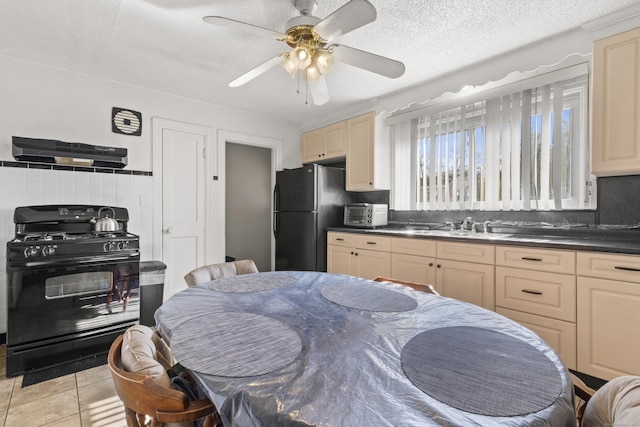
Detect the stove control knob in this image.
<box><xmin>103</xmin><ymin>242</ymin><xmax>115</xmax><ymax>252</ymax></box>
<box><xmin>117</xmin><ymin>241</ymin><xmax>129</xmax><ymax>250</ymax></box>
<box><xmin>42</xmin><ymin>245</ymin><xmax>57</xmax><ymax>256</ymax></box>
<box><xmin>24</xmin><ymin>245</ymin><xmax>40</xmax><ymax>258</ymax></box>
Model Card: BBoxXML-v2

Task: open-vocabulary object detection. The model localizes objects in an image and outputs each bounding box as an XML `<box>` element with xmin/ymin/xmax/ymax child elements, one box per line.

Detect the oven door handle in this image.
<box><xmin>9</xmin><ymin>253</ymin><xmax>140</xmax><ymax>269</ymax></box>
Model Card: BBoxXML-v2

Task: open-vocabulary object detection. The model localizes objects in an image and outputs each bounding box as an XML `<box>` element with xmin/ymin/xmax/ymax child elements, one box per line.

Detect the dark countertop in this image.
<box><xmin>327</xmin><ymin>226</ymin><xmax>640</xmax><ymax>256</ymax></box>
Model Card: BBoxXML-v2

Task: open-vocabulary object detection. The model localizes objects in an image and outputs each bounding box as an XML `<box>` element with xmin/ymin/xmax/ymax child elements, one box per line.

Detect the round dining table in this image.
<box><xmin>155</xmin><ymin>271</ymin><xmax>575</xmax><ymax>426</ymax></box>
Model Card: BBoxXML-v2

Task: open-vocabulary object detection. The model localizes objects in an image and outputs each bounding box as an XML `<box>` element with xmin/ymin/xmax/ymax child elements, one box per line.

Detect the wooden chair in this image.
<box><xmin>374</xmin><ymin>277</ymin><xmax>439</xmax><ymax>295</ymax></box>
<box><xmin>184</xmin><ymin>259</ymin><xmax>259</xmax><ymax>287</ymax></box>
<box><xmin>571</xmin><ymin>372</ymin><xmax>640</xmax><ymax>426</ymax></box>
<box><xmin>108</xmin><ymin>334</ymin><xmax>220</xmax><ymax>427</ymax></box>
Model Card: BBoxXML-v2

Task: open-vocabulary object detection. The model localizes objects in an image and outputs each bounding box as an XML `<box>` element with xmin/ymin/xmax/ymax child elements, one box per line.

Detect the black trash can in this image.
<box><xmin>139</xmin><ymin>261</ymin><xmax>167</xmax><ymax>327</ymax></box>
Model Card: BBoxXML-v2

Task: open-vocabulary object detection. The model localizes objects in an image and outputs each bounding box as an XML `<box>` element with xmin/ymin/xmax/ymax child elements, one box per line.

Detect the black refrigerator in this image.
<box><xmin>274</xmin><ymin>164</ymin><xmax>350</xmax><ymax>271</ymax></box>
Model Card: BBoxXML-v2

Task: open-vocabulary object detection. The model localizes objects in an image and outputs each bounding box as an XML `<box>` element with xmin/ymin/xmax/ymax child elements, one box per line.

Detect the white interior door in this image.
<box><xmin>161</xmin><ymin>128</ymin><xmax>205</xmax><ymax>300</ymax></box>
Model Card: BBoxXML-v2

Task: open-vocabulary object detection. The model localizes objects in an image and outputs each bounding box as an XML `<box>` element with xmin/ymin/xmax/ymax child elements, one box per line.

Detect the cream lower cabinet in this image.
<box><xmin>391</xmin><ymin>238</ymin><xmax>496</xmax><ymax>310</ymax></box>
<box><xmin>327</xmin><ymin>232</ymin><xmax>391</xmax><ymax>280</ymax></box>
<box><xmin>390</xmin><ymin>237</ymin><xmax>437</xmax><ymax>287</ymax></box>
<box><xmin>495</xmin><ymin>246</ymin><xmax>577</xmax><ymax>369</ymax></box>
<box><xmin>577</xmin><ymin>251</ymin><xmax>640</xmax><ymax>380</ymax></box>
<box><xmin>435</xmin><ymin>241</ymin><xmax>495</xmax><ymax>310</ymax></box>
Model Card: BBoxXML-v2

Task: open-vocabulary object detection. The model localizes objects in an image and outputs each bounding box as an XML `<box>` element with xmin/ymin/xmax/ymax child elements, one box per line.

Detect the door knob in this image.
<box><xmin>162</xmin><ymin>227</ymin><xmax>173</xmax><ymax>234</ymax></box>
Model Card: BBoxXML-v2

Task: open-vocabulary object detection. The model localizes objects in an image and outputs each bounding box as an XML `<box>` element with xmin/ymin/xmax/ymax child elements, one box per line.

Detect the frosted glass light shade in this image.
<box><xmin>280</xmin><ymin>54</ymin><xmax>298</xmax><ymax>77</ymax></box>
<box><xmin>315</xmin><ymin>50</ymin><xmax>335</xmax><ymax>74</ymax></box>
<box><xmin>290</xmin><ymin>45</ymin><xmax>312</xmax><ymax>69</ymax></box>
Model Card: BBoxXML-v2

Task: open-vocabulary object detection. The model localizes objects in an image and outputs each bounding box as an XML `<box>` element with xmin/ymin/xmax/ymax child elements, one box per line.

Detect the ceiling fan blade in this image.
<box><xmin>309</xmin><ymin>76</ymin><xmax>330</xmax><ymax>105</ymax></box>
<box><xmin>313</xmin><ymin>0</ymin><xmax>376</xmax><ymax>42</ymax></box>
<box><xmin>331</xmin><ymin>44</ymin><xmax>405</xmax><ymax>78</ymax></box>
<box><xmin>229</xmin><ymin>55</ymin><xmax>283</xmax><ymax>87</ymax></box>
<box><xmin>203</xmin><ymin>16</ymin><xmax>286</xmax><ymax>40</ymax></box>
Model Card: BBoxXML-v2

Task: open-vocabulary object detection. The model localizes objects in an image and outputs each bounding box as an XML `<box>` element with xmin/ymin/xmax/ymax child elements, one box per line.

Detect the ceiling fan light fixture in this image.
<box><xmin>304</xmin><ymin>63</ymin><xmax>322</xmax><ymax>81</ymax></box>
<box><xmin>280</xmin><ymin>54</ymin><xmax>298</xmax><ymax>78</ymax></box>
<box><xmin>290</xmin><ymin>43</ymin><xmax>313</xmax><ymax>69</ymax></box>
<box><xmin>315</xmin><ymin>49</ymin><xmax>334</xmax><ymax>74</ymax></box>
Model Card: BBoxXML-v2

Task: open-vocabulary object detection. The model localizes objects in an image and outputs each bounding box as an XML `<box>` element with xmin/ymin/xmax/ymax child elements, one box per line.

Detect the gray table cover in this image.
<box><xmin>155</xmin><ymin>272</ymin><xmax>574</xmax><ymax>427</ymax></box>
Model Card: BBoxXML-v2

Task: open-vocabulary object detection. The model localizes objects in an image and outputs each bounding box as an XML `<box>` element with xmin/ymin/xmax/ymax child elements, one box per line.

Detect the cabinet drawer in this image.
<box><xmin>496</xmin><ymin>246</ymin><xmax>575</xmax><ymax>274</ymax></box>
<box><xmin>327</xmin><ymin>232</ymin><xmax>356</xmax><ymax>247</ymax></box>
<box><xmin>391</xmin><ymin>237</ymin><xmax>436</xmax><ymax>257</ymax></box>
<box><xmin>356</xmin><ymin>235</ymin><xmax>392</xmax><ymax>252</ymax></box>
<box><xmin>496</xmin><ymin>307</ymin><xmax>576</xmax><ymax>370</ymax></box>
<box><xmin>577</xmin><ymin>251</ymin><xmax>640</xmax><ymax>282</ymax></box>
<box><xmin>496</xmin><ymin>266</ymin><xmax>576</xmax><ymax>322</ymax></box>
<box><xmin>437</xmin><ymin>241</ymin><xmax>494</xmax><ymax>264</ymax></box>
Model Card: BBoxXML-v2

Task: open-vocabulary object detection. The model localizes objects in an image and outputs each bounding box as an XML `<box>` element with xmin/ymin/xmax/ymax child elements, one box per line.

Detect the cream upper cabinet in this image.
<box><xmin>577</xmin><ymin>251</ymin><xmax>640</xmax><ymax>380</ymax></box>
<box><xmin>591</xmin><ymin>27</ymin><xmax>640</xmax><ymax>176</ymax></box>
<box><xmin>346</xmin><ymin>112</ymin><xmax>375</xmax><ymax>190</ymax></box>
<box><xmin>346</xmin><ymin>112</ymin><xmax>389</xmax><ymax>191</ymax></box>
<box><xmin>301</xmin><ymin>121</ymin><xmax>347</xmax><ymax>164</ymax></box>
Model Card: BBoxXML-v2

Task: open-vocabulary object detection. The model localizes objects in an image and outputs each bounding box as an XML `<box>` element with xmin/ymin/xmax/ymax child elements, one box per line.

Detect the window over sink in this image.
<box><xmin>388</xmin><ymin>63</ymin><xmax>595</xmax><ymax>212</ymax></box>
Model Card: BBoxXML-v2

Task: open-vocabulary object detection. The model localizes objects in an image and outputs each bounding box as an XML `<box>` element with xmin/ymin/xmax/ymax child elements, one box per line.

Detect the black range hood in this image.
<box><xmin>12</xmin><ymin>136</ymin><xmax>128</xmax><ymax>169</ymax></box>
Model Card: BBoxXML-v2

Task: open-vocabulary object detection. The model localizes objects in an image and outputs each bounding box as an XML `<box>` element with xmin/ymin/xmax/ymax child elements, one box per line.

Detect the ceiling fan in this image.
<box><xmin>203</xmin><ymin>0</ymin><xmax>405</xmax><ymax>105</ymax></box>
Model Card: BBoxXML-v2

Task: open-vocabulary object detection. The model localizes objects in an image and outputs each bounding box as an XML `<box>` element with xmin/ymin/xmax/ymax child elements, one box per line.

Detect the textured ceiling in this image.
<box><xmin>1</xmin><ymin>0</ymin><xmax>639</xmax><ymax>125</ymax></box>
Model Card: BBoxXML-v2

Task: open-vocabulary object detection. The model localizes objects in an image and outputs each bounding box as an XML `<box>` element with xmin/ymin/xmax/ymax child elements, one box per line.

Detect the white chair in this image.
<box><xmin>184</xmin><ymin>259</ymin><xmax>259</xmax><ymax>287</ymax></box>
<box><xmin>572</xmin><ymin>373</ymin><xmax>640</xmax><ymax>426</ymax></box>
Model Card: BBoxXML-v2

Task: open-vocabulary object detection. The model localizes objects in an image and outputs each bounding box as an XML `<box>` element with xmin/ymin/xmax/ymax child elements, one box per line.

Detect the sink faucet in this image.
<box><xmin>462</xmin><ymin>217</ymin><xmax>472</xmax><ymax>231</ymax></box>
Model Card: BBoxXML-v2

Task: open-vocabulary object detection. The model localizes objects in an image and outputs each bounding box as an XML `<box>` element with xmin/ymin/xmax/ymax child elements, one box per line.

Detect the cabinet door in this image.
<box><xmin>301</xmin><ymin>129</ymin><xmax>322</xmax><ymax>164</ymax></box>
<box><xmin>497</xmin><ymin>307</ymin><xmax>576</xmax><ymax>370</ymax></box>
<box><xmin>577</xmin><ymin>276</ymin><xmax>640</xmax><ymax>380</ymax></box>
<box><xmin>353</xmin><ymin>248</ymin><xmax>391</xmax><ymax>280</ymax></box>
<box><xmin>346</xmin><ymin>112</ymin><xmax>375</xmax><ymax>190</ymax></box>
<box><xmin>327</xmin><ymin>244</ymin><xmax>353</xmax><ymax>275</ymax></box>
<box><xmin>391</xmin><ymin>253</ymin><xmax>436</xmax><ymax>286</ymax></box>
<box><xmin>592</xmin><ymin>28</ymin><xmax>640</xmax><ymax>176</ymax></box>
<box><xmin>436</xmin><ymin>259</ymin><xmax>495</xmax><ymax>310</ymax></box>
<box><xmin>323</xmin><ymin>121</ymin><xmax>347</xmax><ymax>159</ymax></box>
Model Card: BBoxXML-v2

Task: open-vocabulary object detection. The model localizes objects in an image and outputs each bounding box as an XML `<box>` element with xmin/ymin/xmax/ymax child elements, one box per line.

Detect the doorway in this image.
<box><xmin>225</xmin><ymin>143</ymin><xmax>271</xmax><ymax>271</ymax></box>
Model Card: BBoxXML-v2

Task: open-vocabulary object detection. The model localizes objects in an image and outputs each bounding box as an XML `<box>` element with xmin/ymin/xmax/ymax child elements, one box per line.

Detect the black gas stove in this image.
<box><xmin>6</xmin><ymin>205</ymin><xmax>141</xmax><ymax>377</ymax></box>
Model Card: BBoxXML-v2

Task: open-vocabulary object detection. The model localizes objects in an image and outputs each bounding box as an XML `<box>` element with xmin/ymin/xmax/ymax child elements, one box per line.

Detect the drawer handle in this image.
<box><xmin>521</xmin><ymin>257</ymin><xmax>543</xmax><ymax>262</ymax></box>
<box><xmin>366</xmin><ymin>241</ymin><xmax>377</xmax><ymax>245</ymax></box>
<box><xmin>522</xmin><ymin>289</ymin><xmax>543</xmax><ymax>295</ymax></box>
<box><xmin>614</xmin><ymin>266</ymin><xmax>640</xmax><ymax>272</ymax></box>
<box><xmin>336</xmin><ymin>238</ymin><xmax>344</xmax><ymax>241</ymax></box>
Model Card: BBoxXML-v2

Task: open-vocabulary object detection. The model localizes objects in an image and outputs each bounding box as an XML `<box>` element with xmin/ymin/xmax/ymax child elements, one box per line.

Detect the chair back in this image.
<box><xmin>579</xmin><ymin>375</ymin><xmax>640</xmax><ymax>427</ymax></box>
<box><xmin>184</xmin><ymin>259</ymin><xmax>259</xmax><ymax>287</ymax></box>
<box><xmin>108</xmin><ymin>334</ymin><xmax>218</xmax><ymax>426</ymax></box>
<box><xmin>374</xmin><ymin>277</ymin><xmax>439</xmax><ymax>295</ymax></box>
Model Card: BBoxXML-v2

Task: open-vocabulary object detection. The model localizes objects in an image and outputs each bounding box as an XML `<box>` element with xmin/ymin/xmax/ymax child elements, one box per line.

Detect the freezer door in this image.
<box><xmin>275</xmin><ymin>211</ymin><xmax>317</xmax><ymax>271</ymax></box>
<box><xmin>275</xmin><ymin>165</ymin><xmax>317</xmax><ymax>212</ymax></box>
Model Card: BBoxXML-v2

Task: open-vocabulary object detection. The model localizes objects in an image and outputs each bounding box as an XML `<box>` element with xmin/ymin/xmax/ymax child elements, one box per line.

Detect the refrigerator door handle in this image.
<box><xmin>273</xmin><ymin>212</ymin><xmax>279</xmax><ymax>239</ymax></box>
<box><xmin>273</xmin><ymin>183</ymin><xmax>280</xmax><ymax>211</ymax></box>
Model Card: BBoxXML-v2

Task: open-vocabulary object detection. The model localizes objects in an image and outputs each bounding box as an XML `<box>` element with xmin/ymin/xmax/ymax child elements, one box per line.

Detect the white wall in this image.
<box><xmin>0</xmin><ymin>53</ymin><xmax>301</xmax><ymax>334</ymax></box>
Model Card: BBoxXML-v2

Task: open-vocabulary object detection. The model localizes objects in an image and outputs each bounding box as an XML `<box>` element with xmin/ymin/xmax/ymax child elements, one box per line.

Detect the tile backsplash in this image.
<box><xmin>0</xmin><ymin>164</ymin><xmax>154</xmax><ymax>335</ymax></box>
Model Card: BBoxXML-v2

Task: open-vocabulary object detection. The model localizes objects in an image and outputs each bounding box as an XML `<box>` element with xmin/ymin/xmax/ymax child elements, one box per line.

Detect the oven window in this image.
<box><xmin>45</xmin><ymin>272</ymin><xmax>113</xmax><ymax>299</ymax></box>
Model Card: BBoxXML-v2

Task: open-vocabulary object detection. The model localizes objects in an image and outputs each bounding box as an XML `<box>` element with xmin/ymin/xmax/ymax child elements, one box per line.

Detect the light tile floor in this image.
<box><xmin>0</xmin><ymin>345</ymin><xmax>128</xmax><ymax>427</ymax></box>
